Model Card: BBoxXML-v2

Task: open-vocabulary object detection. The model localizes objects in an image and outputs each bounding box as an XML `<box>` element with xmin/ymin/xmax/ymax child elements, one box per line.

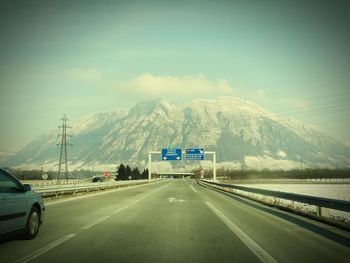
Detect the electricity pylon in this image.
<box><xmin>57</xmin><ymin>114</ymin><xmax>72</xmax><ymax>183</ymax></box>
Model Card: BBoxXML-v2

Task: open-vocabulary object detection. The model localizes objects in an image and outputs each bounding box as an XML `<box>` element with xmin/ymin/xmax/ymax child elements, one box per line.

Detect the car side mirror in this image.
<box><xmin>22</xmin><ymin>184</ymin><xmax>32</xmax><ymax>192</ymax></box>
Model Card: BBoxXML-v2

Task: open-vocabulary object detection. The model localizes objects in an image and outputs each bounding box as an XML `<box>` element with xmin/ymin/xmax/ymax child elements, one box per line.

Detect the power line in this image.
<box><xmin>310</xmin><ymin>117</ymin><xmax>350</xmax><ymax>126</ymax></box>
<box><xmin>276</xmin><ymin>106</ymin><xmax>350</xmax><ymax>121</ymax></box>
<box><xmin>270</xmin><ymin>101</ymin><xmax>349</xmax><ymax>115</ymax></box>
<box><xmin>261</xmin><ymin>92</ymin><xmax>349</xmax><ymax>108</ymax></box>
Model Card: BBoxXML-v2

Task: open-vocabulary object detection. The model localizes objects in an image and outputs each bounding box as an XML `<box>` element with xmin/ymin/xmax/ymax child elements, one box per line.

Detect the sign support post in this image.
<box><xmin>204</xmin><ymin>151</ymin><xmax>216</xmax><ymax>182</ymax></box>
<box><xmin>148</xmin><ymin>151</ymin><xmax>160</xmax><ymax>182</ymax></box>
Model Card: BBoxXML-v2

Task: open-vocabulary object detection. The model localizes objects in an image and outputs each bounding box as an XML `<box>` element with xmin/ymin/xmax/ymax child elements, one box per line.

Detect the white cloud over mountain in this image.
<box><xmin>117</xmin><ymin>73</ymin><xmax>234</xmax><ymax>99</ymax></box>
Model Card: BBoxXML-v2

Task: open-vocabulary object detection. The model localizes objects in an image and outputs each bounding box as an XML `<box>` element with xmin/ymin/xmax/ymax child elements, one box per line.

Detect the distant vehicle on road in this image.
<box><xmin>0</xmin><ymin>168</ymin><xmax>45</xmax><ymax>240</ymax></box>
<box><xmin>91</xmin><ymin>176</ymin><xmax>104</xmax><ymax>183</ymax></box>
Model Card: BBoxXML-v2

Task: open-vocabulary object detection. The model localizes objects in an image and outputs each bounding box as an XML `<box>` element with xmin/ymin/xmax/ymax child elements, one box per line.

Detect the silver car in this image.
<box><xmin>0</xmin><ymin>168</ymin><xmax>45</xmax><ymax>240</ymax></box>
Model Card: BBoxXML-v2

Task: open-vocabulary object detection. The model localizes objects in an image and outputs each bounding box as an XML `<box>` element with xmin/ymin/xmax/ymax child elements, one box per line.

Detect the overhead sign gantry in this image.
<box><xmin>148</xmin><ymin>148</ymin><xmax>216</xmax><ymax>182</ymax></box>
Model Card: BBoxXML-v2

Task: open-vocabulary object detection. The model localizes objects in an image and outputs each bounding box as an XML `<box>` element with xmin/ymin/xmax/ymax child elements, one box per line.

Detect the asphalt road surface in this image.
<box><xmin>1</xmin><ymin>179</ymin><xmax>349</xmax><ymax>263</ymax></box>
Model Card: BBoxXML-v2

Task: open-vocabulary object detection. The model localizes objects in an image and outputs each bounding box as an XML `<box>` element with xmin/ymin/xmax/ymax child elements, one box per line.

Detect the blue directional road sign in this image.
<box><xmin>162</xmin><ymin>148</ymin><xmax>182</xmax><ymax>160</ymax></box>
<box><xmin>186</xmin><ymin>148</ymin><xmax>204</xmax><ymax>160</ymax></box>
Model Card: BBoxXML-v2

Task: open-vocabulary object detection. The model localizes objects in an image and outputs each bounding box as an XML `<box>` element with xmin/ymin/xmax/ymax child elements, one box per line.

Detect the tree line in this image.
<box><xmin>5</xmin><ymin>165</ymin><xmax>149</xmax><ymax>181</ymax></box>
<box><xmin>116</xmin><ymin>164</ymin><xmax>149</xmax><ymax>180</ymax></box>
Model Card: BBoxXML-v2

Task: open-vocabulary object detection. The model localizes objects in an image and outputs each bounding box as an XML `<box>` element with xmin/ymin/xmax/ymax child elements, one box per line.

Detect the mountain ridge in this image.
<box><xmin>4</xmin><ymin>97</ymin><xmax>350</xmax><ymax>171</ymax></box>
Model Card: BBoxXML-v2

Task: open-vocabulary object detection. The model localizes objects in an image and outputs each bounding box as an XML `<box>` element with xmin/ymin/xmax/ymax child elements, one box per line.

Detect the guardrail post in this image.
<box><xmin>213</xmin><ymin>152</ymin><xmax>216</xmax><ymax>182</ymax></box>
<box><xmin>148</xmin><ymin>152</ymin><xmax>152</xmax><ymax>182</ymax></box>
<box><xmin>316</xmin><ymin>206</ymin><xmax>322</xmax><ymax>216</ymax></box>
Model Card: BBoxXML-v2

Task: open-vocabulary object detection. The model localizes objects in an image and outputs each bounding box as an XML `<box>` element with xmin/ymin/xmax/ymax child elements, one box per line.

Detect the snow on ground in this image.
<box><xmin>237</xmin><ymin>184</ymin><xmax>350</xmax><ymax>201</ymax></box>
<box><xmin>277</xmin><ymin>150</ymin><xmax>287</xmax><ymax>158</ymax></box>
<box><xmin>235</xmin><ymin>183</ymin><xmax>350</xmax><ymax>222</ymax></box>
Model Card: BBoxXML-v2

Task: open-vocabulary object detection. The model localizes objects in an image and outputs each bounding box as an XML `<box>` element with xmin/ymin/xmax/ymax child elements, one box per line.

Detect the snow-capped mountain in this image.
<box><xmin>4</xmin><ymin>97</ymin><xmax>350</xmax><ymax>170</ymax></box>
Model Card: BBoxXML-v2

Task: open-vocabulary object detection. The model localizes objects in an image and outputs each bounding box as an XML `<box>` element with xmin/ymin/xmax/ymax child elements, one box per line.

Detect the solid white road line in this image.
<box><xmin>190</xmin><ymin>185</ymin><xmax>198</xmax><ymax>193</ymax></box>
<box><xmin>81</xmin><ymin>216</ymin><xmax>111</xmax><ymax>230</ymax></box>
<box><xmin>14</xmin><ymin>234</ymin><xmax>77</xmax><ymax>263</ymax></box>
<box><xmin>205</xmin><ymin>201</ymin><xmax>278</xmax><ymax>263</ymax></box>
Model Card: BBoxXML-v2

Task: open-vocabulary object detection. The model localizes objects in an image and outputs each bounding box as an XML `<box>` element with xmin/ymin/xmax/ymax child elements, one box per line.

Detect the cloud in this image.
<box><xmin>65</xmin><ymin>68</ymin><xmax>101</xmax><ymax>82</ymax></box>
<box><xmin>116</xmin><ymin>73</ymin><xmax>234</xmax><ymax>99</ymax></box>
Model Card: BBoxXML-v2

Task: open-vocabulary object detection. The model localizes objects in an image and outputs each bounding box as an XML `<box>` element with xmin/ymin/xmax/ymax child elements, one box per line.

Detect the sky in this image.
<box><xmin>1</xmin><ymin>0</ymin><xmax>350</xmax><ymax>154</ymax></box>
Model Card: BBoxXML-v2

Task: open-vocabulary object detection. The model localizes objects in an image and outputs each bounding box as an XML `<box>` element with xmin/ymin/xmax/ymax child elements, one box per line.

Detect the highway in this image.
<box><xmin>1</xmin><ymin>179</ymin><xmax>349</xmax><ymax>263</ymax></box>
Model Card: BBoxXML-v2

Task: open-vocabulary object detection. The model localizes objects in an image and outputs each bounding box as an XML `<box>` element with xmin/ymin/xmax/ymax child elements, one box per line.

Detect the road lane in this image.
<box><xmin>1</xmin><ymin>179</ymin><xmax>349</xmax><ymax>263</ymax></box>
<box><xmin>13</xmin><ymin>234</ymin><xmax>77</xmax><ymax>263</ymax></box>
<box><xmin>26</xmin><ymin>179</ymin><xmax>259</xmax><ymax>263</ymax></box>
<box><xmin>205</xmin><ymin>201</ymin><xmax>277</xmax><ymax>263</ymax></box>
<box><xmin>0</xmin><ymin>180</ymin><xmax>170</xmax><ymax>262</ymax></box>
<box><xmin>196</xmin><ymin>181</ymin><xmax>350</xmax><ymax>263</ymax></box>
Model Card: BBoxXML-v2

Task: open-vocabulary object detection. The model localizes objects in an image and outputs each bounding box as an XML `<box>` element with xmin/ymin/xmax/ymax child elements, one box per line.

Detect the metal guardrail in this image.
<box><xmin>33</xmin><ymin>180</ymin><xmax>153</xmax><ymax>198</ymax></box>
<box><xmin>199</xmin><ymin>180</ymin><xmax>350</xmax><ymax>213</ymax></box>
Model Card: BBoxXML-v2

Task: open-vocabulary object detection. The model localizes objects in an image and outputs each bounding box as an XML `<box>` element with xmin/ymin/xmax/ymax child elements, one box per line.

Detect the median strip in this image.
<box><xmin>36</xmin><ymin>179</ymin><xmax>159</xmax><ymax>199</ymax></box>
<box><xmin>205</xmin><ymin>201</ymin><xmax>278</xmax><ymax>263</ymax></box>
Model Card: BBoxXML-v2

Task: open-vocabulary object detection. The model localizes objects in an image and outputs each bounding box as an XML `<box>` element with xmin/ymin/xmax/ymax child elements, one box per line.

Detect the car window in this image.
<box><xmin>0</xmin><ymin>170</ymin><xmax>21</xmax><ymax>193</ymax></box>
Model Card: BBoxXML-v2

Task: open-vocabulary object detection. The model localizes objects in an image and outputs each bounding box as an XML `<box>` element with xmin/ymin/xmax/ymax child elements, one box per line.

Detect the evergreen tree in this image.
<box><xmin>126</xmin><ymin>165</ymin><xmax>132</xmax><ymax>180</ymax></box>
<box><xmin>132</xmin><ymin>167</ymin><xmax>141</xmax><ymax>180</ymax></box>
<box><xmin>141</xmin><ymin>168</ymin><xmax>149</xmax><ymax>179</ymax></box>
<box><xmin>117</xmin><ymin>164</ymin><xmax>126</xmax><ymax>180</ymax></box>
